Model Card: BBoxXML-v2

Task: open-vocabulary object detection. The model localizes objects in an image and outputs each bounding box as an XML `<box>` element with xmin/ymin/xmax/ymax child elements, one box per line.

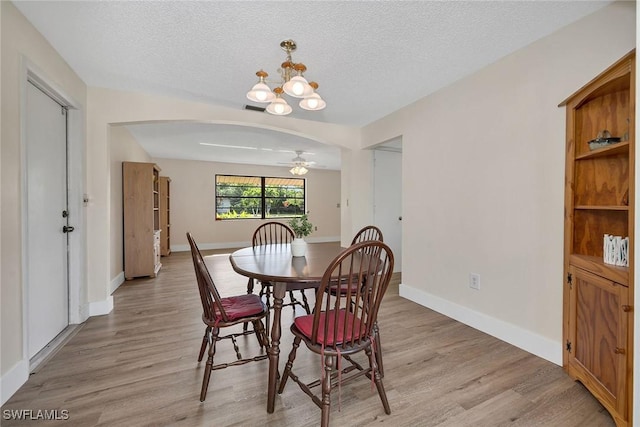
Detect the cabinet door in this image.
<box><xmin>568</xmin><ymin>265</ymin><xmax>629</xmax><ymax>419</ymax></box>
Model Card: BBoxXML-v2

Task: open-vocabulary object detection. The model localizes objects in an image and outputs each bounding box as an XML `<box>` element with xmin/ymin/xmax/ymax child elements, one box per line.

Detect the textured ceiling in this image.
<box><xmin>13</xmin><ymin>0</ymin><xmax>611</xmax><ymax>169</ymax></box>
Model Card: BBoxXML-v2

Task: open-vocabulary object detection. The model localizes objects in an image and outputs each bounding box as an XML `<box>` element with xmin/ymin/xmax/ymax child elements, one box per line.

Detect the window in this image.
<box><xmin>215</xmin><ymin>175</ymin><xmax>305</xmax><ymax>220</ymax></box>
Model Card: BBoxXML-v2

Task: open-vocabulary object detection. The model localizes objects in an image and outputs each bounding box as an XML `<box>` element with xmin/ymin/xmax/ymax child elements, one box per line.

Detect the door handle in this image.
<box><xmin>398</xmin><ymin>216</ymin><xmax>402</xmax><ymax>221</ymax></box>
<box><xmin>63</xmin><ymin>225</ymin><xmax>75</xmax><ymax>233</ymax></box>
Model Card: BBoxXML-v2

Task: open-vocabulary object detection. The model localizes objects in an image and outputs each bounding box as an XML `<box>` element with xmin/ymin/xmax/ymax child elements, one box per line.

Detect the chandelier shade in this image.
<box><xmin>299</xmin><ymin>83</ymin><xmax>326</xmax><ymax>111</ymax></box>
<box><xmin>283</xmin><ymin>75</ymin><xmax>313</xmax><ymax>98</ymax></box>
<box><xmin>266</xmin><ymin>87</ymin><xmax>292</xmax><ymax>115</ymax></box>
<box><xmin>246</xmin><ymin>70</ymin><xmax>276</xmax><ymax>103</ymax></box>
<box><xmin>247</xmin><ymin>82</ymin><xmax>275</xmax><ymax>103</ymax></box>
<box><xmin>246</xmin><ymin>40</ymin><xmax>325</xmax><ymax>116</ymax></box>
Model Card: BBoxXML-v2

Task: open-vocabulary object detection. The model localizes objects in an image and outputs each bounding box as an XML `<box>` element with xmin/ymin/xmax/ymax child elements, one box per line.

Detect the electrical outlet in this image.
<box><xmin>469</xmin><ymin>273</ymin><xmax>480</xmax><ymax>290</ymax></box>
<box><xmin>315</xmin><ymin>226</ymin><xmax>318</xmax><ymax>231</ymax></box>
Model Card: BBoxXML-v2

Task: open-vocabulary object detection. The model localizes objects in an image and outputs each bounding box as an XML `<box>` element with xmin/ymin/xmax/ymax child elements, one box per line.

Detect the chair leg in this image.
<box><xmin>288</xmin><ymin>290</ymin><xmax>299</xmax><ymax>313</ymax></box>
<box><xmin>252</xmin><ymin>319</ymin><xmax>268</xmax><ymax>349</ymax></box>
<box><xmin>320</xmin><ymin>354</ymin><xmax>334</xmax><ymax>427</ymax></box>
<box><xmin>243</xmin><ymin>278</ymin><xmax>255</xmax><ymax>332</ymax></box>
<box><xmin>198</xmin><ymin>326</ymin><xmax>211</xmax><ymax>362</ymax></box>
<box><xmin>278</xmin><ymin>335</ymin><xmax>301</xmax><ymax>394</ymax></box>
<box><xmin>200</xmin><ymin>328</ymin><xmax>219</xmax><ymax>402</ymax></box>
<box><xmin>263</xmin><ymin>285</ymin><xmax>271</xmax><ymax>333</ymax></box>
<box><xmin>366</xmin><ymin>345</ymin><xmax>390</xmax><ymax>414</ymax></box>
<box><xmin>373</xmin><ymin>322</ymin><xmax>384</xmax><ymax>378</ymax></box>
<box><xmin>300</xmin><ymin>290</ymin><xmax>311</xmax><ymax>314</ymax></box>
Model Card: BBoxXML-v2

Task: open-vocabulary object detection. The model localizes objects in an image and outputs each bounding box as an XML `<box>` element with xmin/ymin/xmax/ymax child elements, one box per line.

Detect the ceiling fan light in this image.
<box><xmin>283</xmin><ymin>75</ymin><xmax>313</xmax><ymax>98</ymax></box>
<box><xmin>246</xmin><ymin>82</ymin><xmax>275</xmax><ymax>103</ymax></box>
<box><xmin>290</xmin><ymin>165</ymin><xmax>308</xmax><ymax>175</ymax></box>
<box><xmin>299</xmin><ymin>93</ymin><xmax>326</xmax><ymax>111</ymax></box>
<box><xmin>266</xmin><ymin>97</ymin><xmax>292</xmax><ymax>115</ymax></box>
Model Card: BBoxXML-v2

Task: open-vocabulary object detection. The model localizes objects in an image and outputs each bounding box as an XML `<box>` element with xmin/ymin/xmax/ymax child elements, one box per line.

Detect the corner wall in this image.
<box><xmin>358</xmin><ymin>1</ymin><xmax>636</xmax><ymax>364</ymax></box>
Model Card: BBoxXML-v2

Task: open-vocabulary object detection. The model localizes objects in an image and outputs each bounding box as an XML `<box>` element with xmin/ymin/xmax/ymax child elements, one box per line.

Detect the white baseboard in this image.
<box><xmin>171</xmin><ymin>237</ymin><xmax>340</xmax><ymax>253</ymax></box>
<box><xmin>399</xmin><ymin>283</ymin><xmax>562</xmax><ymax>365</ymax></box>
<box><xmin>110</xmin><ymin>271</ymin><xmax>125</xmax><ymax>294</ymax></box>
<box><xmin>89</xmin><ymin>296</ymin><xmax>114</xmax><ymax>316</ymax></box>
<box><xmin>1</xmin><ymin>359</ymin><xmax>28</xmax><ymax>406</ymax></box>
<box><xmin>306</xmin><ymin>236</ymin><xmax>340</xmax><ymax>244</ymax></box>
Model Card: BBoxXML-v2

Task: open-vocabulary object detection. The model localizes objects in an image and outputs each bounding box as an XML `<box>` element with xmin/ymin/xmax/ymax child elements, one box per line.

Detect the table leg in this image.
<box><xmin>267</xmin><ymin>282</ymin><xmax>286</xmax><ymax>413</ymax></box>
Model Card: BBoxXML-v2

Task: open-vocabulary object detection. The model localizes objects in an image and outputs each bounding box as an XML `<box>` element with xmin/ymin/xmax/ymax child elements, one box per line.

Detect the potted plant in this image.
<box><xmin>288</xmin><ymin>214</ymin><xmax>313</xmax><ymax>257</ymax></box>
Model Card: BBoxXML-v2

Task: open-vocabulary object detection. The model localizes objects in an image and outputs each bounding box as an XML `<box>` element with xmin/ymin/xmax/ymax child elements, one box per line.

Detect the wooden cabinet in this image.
<box><xmin>560</xmin><ymin>50</ymin><xmax>635</xmax><ymax>426</ymax></box>
<box><xmin>159</xmin><ymin>176</ymin><xmax>171</xmax><ymax>256</ymax></box>
<box><xmin>123</xmin><ymin>161</ymin><xmax>162</xmax><ymax>279</ymax></box>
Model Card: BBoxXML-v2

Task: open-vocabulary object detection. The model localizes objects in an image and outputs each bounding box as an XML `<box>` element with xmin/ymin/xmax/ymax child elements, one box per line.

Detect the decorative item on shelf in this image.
<box><xmin>588</xmin><ymin>129</ymin><xmax>622</xmax><ymax>150</ymax></box>
<box><xmin>603</xmin><ymin>234</ymin><xmax>629</xmax><ymax>267</ymax></box>
<box><xmin>288</xmin><ymin>214</ymin><xmax>313</xmax><ymax>257</ymax></box>
<box><xmin>246</xmin><ymin>39</ymin><xmax>326</xmax><ymax>116</ymax></box>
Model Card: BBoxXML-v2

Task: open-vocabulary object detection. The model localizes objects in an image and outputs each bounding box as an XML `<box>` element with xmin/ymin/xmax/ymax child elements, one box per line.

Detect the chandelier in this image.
<box><xmin>246</xmin><ymin>40</ymin><xmax>326</xmax><ymax>116</ymax></box>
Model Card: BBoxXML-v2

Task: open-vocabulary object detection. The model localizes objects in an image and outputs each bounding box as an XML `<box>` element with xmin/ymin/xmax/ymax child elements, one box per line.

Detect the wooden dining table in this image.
<box><xmin>229</xmin><ymin>241</ymin><xmax>345</xmax><ymax>413</ymax></box>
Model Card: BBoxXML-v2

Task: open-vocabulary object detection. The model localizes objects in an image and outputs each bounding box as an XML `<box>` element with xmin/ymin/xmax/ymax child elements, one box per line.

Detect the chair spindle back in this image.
<box><xmin>311</xmin><ymin>240</ymin><xmax>394</xmax><ymax>349</ymax></box>
<box><xmin>252</xmin><ymin>222</ymin><xmax>295</xmax><ymax>247</ymax></box>
<box><xmin>187</xmin><ymin>232</ymin><xmax>229</xmax><ymax>323</ymax></box>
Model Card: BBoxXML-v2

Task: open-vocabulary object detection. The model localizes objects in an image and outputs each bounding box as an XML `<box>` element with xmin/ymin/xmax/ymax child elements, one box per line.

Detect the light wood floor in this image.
<box><xmin>3</xmin><ymin>244</ymin><xmax>615</xmax><ymax>426</ymax></box>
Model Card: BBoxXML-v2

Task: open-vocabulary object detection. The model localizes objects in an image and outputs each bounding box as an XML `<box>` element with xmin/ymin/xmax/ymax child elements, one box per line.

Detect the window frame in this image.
<box><xmin>215</xmin><ymin>174</ymin><xmax>306</xmax><ymax>220</ymax></box>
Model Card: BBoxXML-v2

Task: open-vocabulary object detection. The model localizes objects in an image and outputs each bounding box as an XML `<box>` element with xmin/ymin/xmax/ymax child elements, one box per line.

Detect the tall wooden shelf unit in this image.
<box><xmin>159</xmin><ymin>176</ymin><xmax>171</xmax><ymax>256</ymax></box>
<box><xmin>123</xmin><ymin>161</ymin><xmax>162</xmax><ymax>280</ymax></box>
<box><xmin>560</xmin><ymin>50</ymin><xmax>635</xmax><ymax>426</ymax></box>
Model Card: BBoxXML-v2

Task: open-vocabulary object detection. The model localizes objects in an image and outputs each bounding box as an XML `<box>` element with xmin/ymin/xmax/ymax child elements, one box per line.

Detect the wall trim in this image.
<box><xmin>170</xmin><ymin>236</ymin><xmax>340</xmax><ymax>253</ymax></box>
<box><xmin>110</xmin><ymin>272</ymin><xmax>125</xmax><ymax>294</ymax></box>
<box><xmin>0</xmin><ymin>359</ymin><xmax>29</xmax><ymax>406</ymax></box>
<box><xmin>399</xmin><ymin>284</ymin><xmax>562</xmax><ymax>365</ymax></box>
<box><xmin>89</xmin><ymin>296</ymin><xmax>114</xmax><ymax>316</ymax></box>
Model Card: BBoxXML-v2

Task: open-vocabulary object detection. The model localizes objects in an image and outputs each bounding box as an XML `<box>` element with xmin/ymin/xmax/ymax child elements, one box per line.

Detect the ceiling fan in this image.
<box><xmin>279</xmin><ymin>150</ymin><xmax>316</xmax><ymax>175</ymax></box>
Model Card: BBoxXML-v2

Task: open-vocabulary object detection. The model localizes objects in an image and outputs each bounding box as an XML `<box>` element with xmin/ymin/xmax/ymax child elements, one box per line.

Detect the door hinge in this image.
<box><xmin>566</xmin><ymin>340</ymin><xmax>572</xmax><ymax>353</ymax></box>
<box><xmin>567</xmin><ymin>272</ymin><xmax>572</xmax><ymax>289</ymax></box>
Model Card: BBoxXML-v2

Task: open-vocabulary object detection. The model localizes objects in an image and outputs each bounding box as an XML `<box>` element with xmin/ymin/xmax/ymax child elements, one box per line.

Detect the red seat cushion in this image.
<box><xmin>215</xmin><ymin>294</ymin><xmax>265</xmax><ymax>321</ymax></box>
<box><xmin>294</xmin><ymin>309</ymin><xmax>364</xmax><ymax>346</ymax></box>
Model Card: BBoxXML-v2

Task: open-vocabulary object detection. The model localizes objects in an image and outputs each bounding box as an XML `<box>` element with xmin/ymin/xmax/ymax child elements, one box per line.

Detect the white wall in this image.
<box><xmin>1</xmin><ymin>1</ymin><xmax>87</xmax><ymax>404</ymax></box>
<box><xmin>357</xmin><ymin>1</ymin><xmax>636</xmax><ymax>364</ymax></box>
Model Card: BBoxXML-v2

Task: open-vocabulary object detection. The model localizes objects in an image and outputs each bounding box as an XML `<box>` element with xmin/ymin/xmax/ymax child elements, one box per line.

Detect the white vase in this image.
<box><xmin>291</xmin><ymin>238</ymin><xmax>307</xmax><ymax>257</ymax></box>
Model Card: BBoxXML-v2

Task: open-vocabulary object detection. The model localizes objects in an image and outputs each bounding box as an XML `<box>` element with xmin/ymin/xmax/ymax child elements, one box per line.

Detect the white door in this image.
<box><xmin>26</xmin><ymin>81</ymin><xmax>69</xmax><ymax>359</ymax></box>
<box><xmin>373</xmin><ymin>148</ymin><xmax>402</xmax><ymax>272</ymax></box>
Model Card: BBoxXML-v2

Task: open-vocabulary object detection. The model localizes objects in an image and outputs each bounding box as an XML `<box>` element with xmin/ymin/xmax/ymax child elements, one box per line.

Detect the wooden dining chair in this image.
<box><xmin>187</xmin><ymin>232</ymin><xmax>269</xmax><ymax>402</ymax></box>
<box><xmin>330</xmin><ymin>225</ymin><xmax>387</xmax><ymax>376</ymax></box>
<box><xmin>244</xmin><ymin>222</ymin><xmax>311</xmax><ymax>332</ymax></box>
<box><xmin>351</xmin><ymin>225</ymin><xmax>384</xmax><ymax>245</ymax></box>
<box><xmin>277</xmin><ymin>240</ymin><xmax>394</xmax><ymax>427</ymax></box>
